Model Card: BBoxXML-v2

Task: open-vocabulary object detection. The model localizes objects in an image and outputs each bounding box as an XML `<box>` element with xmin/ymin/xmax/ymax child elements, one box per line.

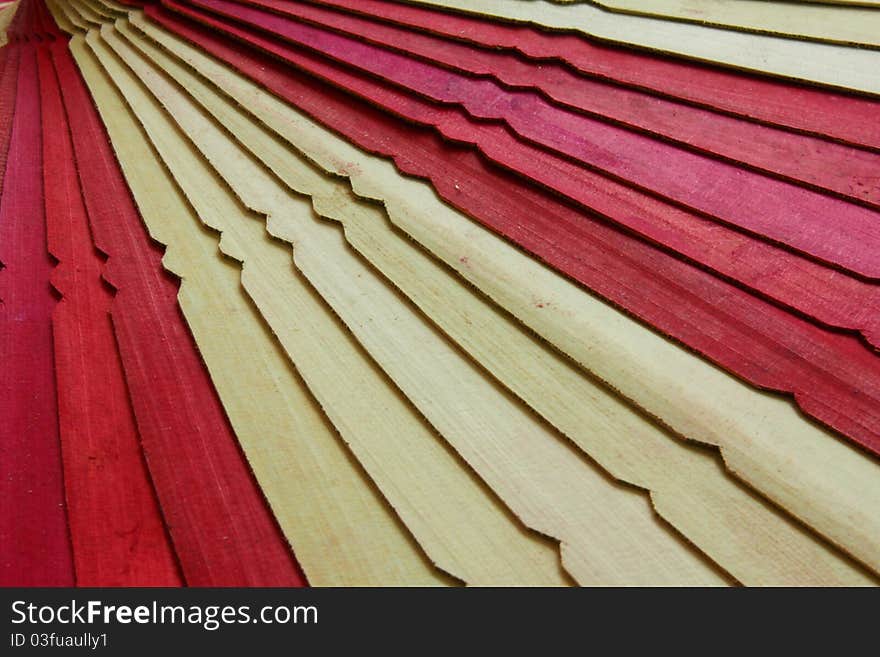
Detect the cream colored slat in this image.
<box><xmin>127</xmin><ymin>12</ymin><xmax>880</xmax><ymax>577</ymax></box>
<box><xmin>82</xmin><ymin>30</ymin><xmax>570</xmax><ymax>587</ymax></box>
<box><xmin>79</xmin><ymin>0</ymin><xmax>125</xmax><ymax>20</ymax></box>
<box><xmin>547</xmin><ymin>0</ymin><xmax>880</xmax><ymax>49</ymax></box>
<box><xmin>65</xmin><ymin>0</ymin><xmax>105</xmax><ymax>27</ymax></box>
<box><xmin>45</xmin><ymin>0</ymin><xmax>76</xmax><ymax>35</ymax></box>
<box><xmin>48</xmin><ymin>0</ymin><xmax>89</xmax><ymax>32</ymax></box>
<box><xmin>402</xmin><ymin>0</ymin><xmax>880</xmax><ymax>96</ymax></box>
<box><xmin>781</xmin><ymin>0</ymin><xmax>880</xmax><ymax>6</ymax></box>
<box><xmin>102</xmin><ymin>22</ymin><xmax>726</xmax><ymax>585</ymax></box>
<box><xmin>85</xmin><ymin>0</ymin><xmax>130</xmax><ymax>16</ymax></box>
<box><xmin>0</xmin><ymin>1</ymin><xmax>18</xmax><ymax>41</ymax></box>
<box><xmin>121</xmin><ymin>15</ymin><xmax>877</xmax><ymax>586</ymax></box>
<box><xmin>67</xmin><ymin>35</ymin><xmax>453</xmax><ymax>588</ymax></box>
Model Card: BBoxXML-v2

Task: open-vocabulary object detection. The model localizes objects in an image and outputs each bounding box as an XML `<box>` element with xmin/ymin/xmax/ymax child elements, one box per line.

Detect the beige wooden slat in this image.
<box><xmin>548</xmin><ymin>0</ymin><xmax>880</xmax><ymax>49</ymax></box>
<box><xmin>67</xmin><ymin>34</ymin><xmax>455</xmax><ymax>588</ymax></box>
<box><xmin>80</xmin><ymin>29</ymin><xmax>571</xmax><ymax>587</ymax></box>
<box><xmin>48</xmin><ymin>0</ymin><xmax>89</xmax><ymax>32</ymax></box>
<box><xmin>45</xmin><ymin>0</ymin><xmax>75</xmax><ymax>34</ymax></box>
<box><xmin>402</xmin><ymin>0</ymin><xmax>880</xmax><ymax>95</ymax></box>
<box><xmin>65</xmin><ymin>0</ymin><xmax>104</xmax><ymax>27</ymax></box>
<box><xmin>780</xmin><ymin>0</ymin><xmax>880</xmax><ymax>6</ymax></box>
<box><xmin>126</xmin><ymin>12</ymin><xmax>880</xmax><ymax>579</ymax></box>
<box><xmin>84</xmin><ymin>0</ymin><xmax>129</xmax><ymax>17</ymax></box>
<box><xmin>101</xmin><ymin>21</ymin><xmax>730</xmax><ymax>585</ymax></box>
<box><xmin>124</xmin><ymin>13</ymin><xmax>878</xmax><ymax>586</ymax></box>
<box><xmin>0</xmin><ymin>1</ymin><xmax>18</xmax><ymax>40</ymax></box>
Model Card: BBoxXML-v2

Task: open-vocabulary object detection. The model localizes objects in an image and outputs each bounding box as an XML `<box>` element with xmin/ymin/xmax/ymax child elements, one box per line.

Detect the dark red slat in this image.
<box><xmin>242</xmin><ymin>0</ymin><xmax>880</xmax><ymax>212</ymax></box>
<box><xmin>149</xmin><ymin>3</ymin><xmax>880</xmax><ymax>458</ymax></box>
<box><xmin>156</xmin><ymin>2</ymin><xmax>880</xmax><ymax>351</ymax></box>
<box><xmin>306</xmin><ymin>0</ymin><xmax>880</xmax><ymax>152</ymax></box>
<box><xmin>52</xmin><ymin>40</ymin><xmax>305</xmax><ymax>587</ymax></box>
<box><xmin>182</xmin><ymin>0</ymin><xmax>880</xmax><ymax>281</ymax></box>
<box><xmin>0</xmin><ymin>42</ymin><xmax>74</xmax><ymax>586</ymax></box>
<box><xmin>39</xmin><ymin>43</ymin><xmax>182</xmax><ymax>587</ymax></box>
<box><xmin>0</xmin><ymin>41</ymin><xmax>20</xmax><ymax>185</ymax></box>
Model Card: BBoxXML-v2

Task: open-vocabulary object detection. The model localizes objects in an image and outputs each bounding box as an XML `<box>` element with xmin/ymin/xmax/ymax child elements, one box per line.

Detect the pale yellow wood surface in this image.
<box><xmin>46</xmin><ymin>0</ymin><xmax>75</xmax><ymax>34</ymax></box>
<box><xmin>126</xmin><ymin>13</ymin><xmax>880</xmax><ymax>578</ymax></box>
<box><xmin>85</xmin><ymin>0</ymin><xmax>129</xmax><ymax>16</ymax></box>
<box><xmin>50</xmin><ymin>0</ymin><xmax>90</xmax><ymax>32</ymax></box>
<box><xmin>66</xmin><ymin>0</ymin><xmax>104</xmax><ymax>27</ymax></box>
<box><xmin>0</xmin><ymin>1</ymin><xmax>17</xmax><ymax>42</ymax></box>
<box><xmin>547</xmin><ymin>0</ymin><xmax>880</xmax><ymax>48</ymax></box>
<box><xmin>101</xmin><ymin>21</ymin><xmax>735</xmax><ymax>586</ymax></box>
<box><xmin>782</xmin><ymin>0</ymin><xmax>880</xmax><ymax>6</ymax></box>
<box><xmin>67</xmin><ymin>36</ymin><xmax>454</xmax><ymax>588</ymax></box>
<box><xmin>561</xmin><ymin>0</ymin><xmax>880</xmax><ymax>4</ymax></box>
<box><xmin>404</xmin><ymin>0</ymin><xmax>880</xmax><ymax>95</ymax></box>
<box><xmin>121</xmin><ymin>15</ymin><xmax>879</xmax><ymax>586</ymax></box>
<box><xmin>83</xmin><ymin>30</ymin><xmax>572</xmax><ymax>587</ymax></box>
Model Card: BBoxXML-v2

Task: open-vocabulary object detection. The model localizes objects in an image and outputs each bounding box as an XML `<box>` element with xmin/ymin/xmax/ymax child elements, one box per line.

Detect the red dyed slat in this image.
<box><xmin>39</xmin><ymin>44</ymin><xmax>182</xmax><ymax>587</ymax></box>
<box><xmin>0</xmin><ymin>42</ymin><xmax>74</xmax><ymax>587</ymax></box>
<box><xmin>0</xmin><ymin>47</ymin><xmax>7</xmax><ymax>82</ymax></box>
<box><xmin>52</xmin><ymin>42</ymin><xmax>304</xmax><ymax>587</ymax></box>
<box><xmin>246</xmin><ymin>0</ymin><xmax>880</xmax><ymax>211</ymax></box>
<box><xmin>33</xmin><ymin>0</ymin><xmax>59</xmax><ymax>38</ymax></box>
<box><xmin>306</xmin><ymin>0</ymin><xmax>880</xmax><ymax>153</ymax></box>
<box><xmin>184</xmin><ymin>0</ymin><xmax>880</xmax><ymax>280</ymax></box>
<box><xmin>5</xmin><ymin>0</ymin><xmax>31</xmax><ymax>40</ymax></box>
<box><xmin>148</xmin><ymin>5</ymin><xmax>880</xmax><ymax>457</ymax></box>
<box><xmin>157</xmin><ymin>3</ymin><xmax>880</xmax><ymax>347</ymax></box>
<box><xmin>0</xmin><ymin>42</ymin><xmax>20</xmax><ymax>184</ymax></box>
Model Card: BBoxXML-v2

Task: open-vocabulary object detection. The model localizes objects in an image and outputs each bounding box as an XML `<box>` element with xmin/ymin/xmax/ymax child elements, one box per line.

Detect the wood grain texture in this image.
<box><xmin>80</xmin><ymin>0</ymin><xmax>126</xmax><ymax>19</ymax></box>
<box><xmin>69</xmin><ymin>0</ymin><xmax>109</xmax><ymax>26</ymax></box>
<box><xmin>7</xmin><ymin>0</ymin><xmax>42</xmax><ymax>39</ymax></box>
<box><xmin>57</xmin><ymin>35</ymin><xmax>305</xmax><ymax>587</ymax></box>
<box><xmin>101</xmin><ymin>21</ymin><xmax>724</xmax><ymax>586</ymax></box>
<box><xmin>160</xmin><ymin>0</ymin><xmax>880</xmax><ymax>362</ymax></box>
<box><xmin>142</xmin><ymin>6</ymin><xmax>880</xmax><ymax>576</ymax></box>
<box><xmin>0</xmin><ymin>1</ymin><xmax>18</xmax><ymax>41</ymax></box>
<box><xmin>305</xmin><ymin>0</ymin><xmax>880</xmax><ymax>153</ymax></box>
<box><xmin>175</xmin><ymin>0</ymin><xmax>880</xmax><ymax>280</ymax></box>
<box><xmin>0</xmin><ymin>0</ymin><xmax>20</xmax><ymax>31</ymax></box>
<box><xmin>249</xmin><ymin>0</ymin><xmax>880</xmax><ymax>211</ymax></box>
<box><xmin>191</xmin><ymin>3</ymin><xmax>880</xmax><ymax>354</ymax></box>
<box><xmin>0</xmin><ymin>49</ymin><xmax>9</xmax><ymax>132</ymax></box>
<box><xmin>66</xmin><ymin>35</ymin><xmax>447</xmax><ymax>589</ymax></box>
<box><xmin>0</xmin><ymin>41</ymin><xmax>74</xmax><ymax>586</ymax></box>
<box><xmin>84</xmin><ymin>27</ymin><xmax>569</xmax><ymax>588</ymax></box>
<box><xmin>777</xmin><ymin>0</ymin><xmax>880</xmax><ymax>6</ymax></box>
<box><xmin>52</xmin><ymin>0</ymin><xmax>93</xmax><ymax>31</ymax></box>
<box><xmin>91</xmin><ymin>0</ymin><xmax>132</xmax><ymax>13</ymax></box>
<box><xmin>544</xmin><ymin>0</ymin><xmax>880</xmax><ymax>48</ymax></box>
<box><xmin>149</xmin><ymin>3</ymin><xmax>880</xmax><ymax>461</ymax></box>
<box><xmin>0</xmin><ymin>40</ymin><xmax>19</xmax><ymax>183</ymax></box>
<box><xmin>38</xmin><ymin>42</ymin><xmax>181</xmax><ymax>586</ymax></box>
<box><xmin>45</xmin><ymin>0</ymin><xmax>76</xmax><ymax>32</ymax></box>
<box><xmin>126</xmin><ymin>13</ymin><xmax>879</xmax><ymax>586</ymax></box>
<box><xmin>34</xmin><ymin>0</ymin><xmax>61</xmax><ymax>35</ymax></box>
<box><xmin>398</xmin><ymin>0</ymin><xmax>880</xmax><ymax>95</ymax></box>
